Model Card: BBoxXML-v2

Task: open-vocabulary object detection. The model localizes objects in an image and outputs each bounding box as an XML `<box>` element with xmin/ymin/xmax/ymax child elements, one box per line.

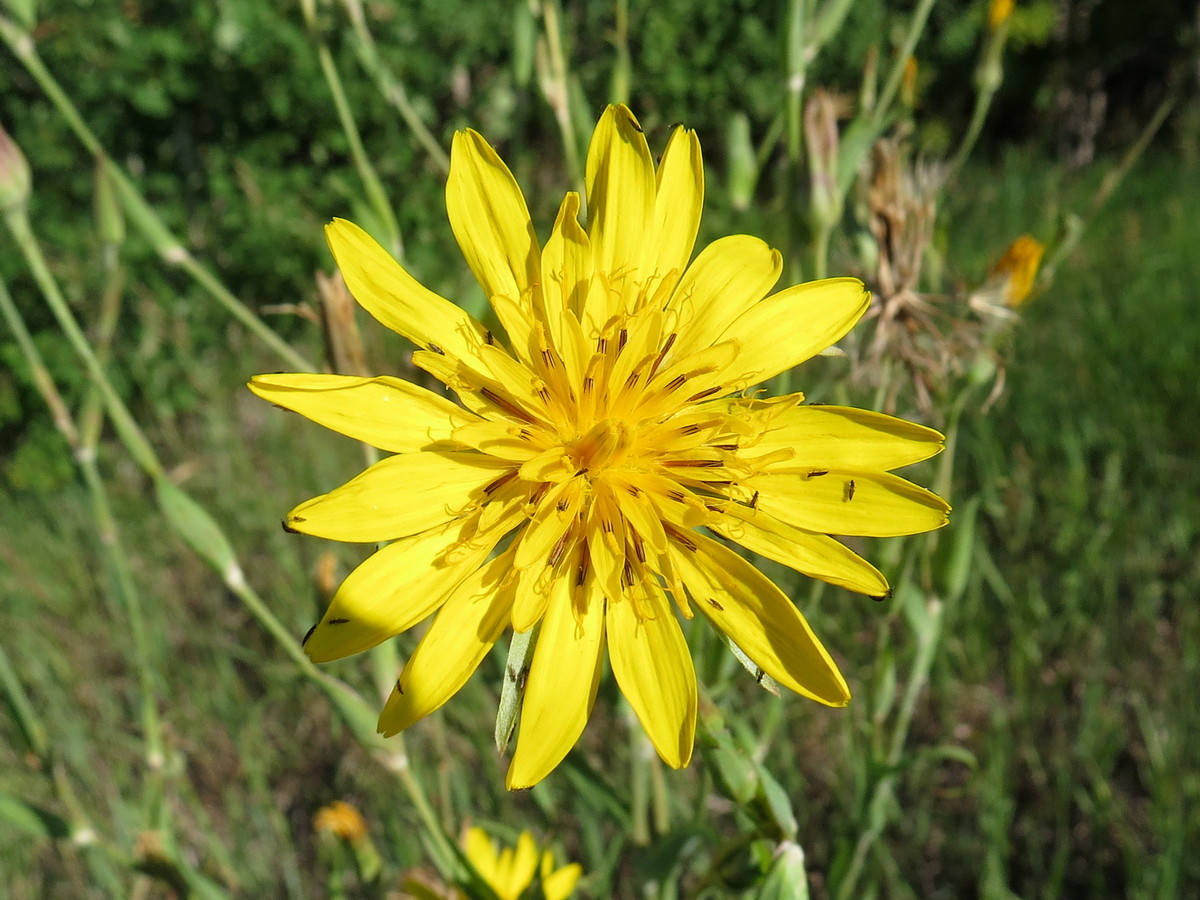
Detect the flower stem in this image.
<box><xmin>314</xmin><ymin>38</ymin><xmax>405</xmax><ymax>257</ymax></box>
<box><xmin>0</xmin><ymin>14</ymin><xmax>314</xmax><ymax>372</ymax></box>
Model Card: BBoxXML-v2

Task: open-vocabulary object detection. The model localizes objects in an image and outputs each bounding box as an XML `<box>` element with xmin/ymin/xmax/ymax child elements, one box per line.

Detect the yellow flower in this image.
<box><xmin>989</xmin><ymin>233</ymin><xmax>1045</xmax><ymax>307</ymax></box>
<box><xmin>988</xmin><ymin>0</ymin><xmax>1015</xmax><ymax>30</ymax></box>
<box><xmin>313</xmin><ymin>800</ymin><xmax>368</xmax><ymax>843</ymax></box>
<box><xmin>460</xmin><ymin>828</ymin><xmax>581</xmax><ymax>900</ymax></box>
<box><xmin>249</xmin><ymin>105</ymin><xmax>949</xmax><ymax>788</ymax></box>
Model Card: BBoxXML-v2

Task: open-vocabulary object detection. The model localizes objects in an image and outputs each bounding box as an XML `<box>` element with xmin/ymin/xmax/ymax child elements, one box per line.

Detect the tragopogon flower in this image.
<box><xmin>458</xmin><ymin>827</ymin><xmax>581</xmax><ymax>900</ymax></box>
<box><xmin>249</xmin><ymin>105</ymin><xmax>949</xmax><ymax>789</ymax></box>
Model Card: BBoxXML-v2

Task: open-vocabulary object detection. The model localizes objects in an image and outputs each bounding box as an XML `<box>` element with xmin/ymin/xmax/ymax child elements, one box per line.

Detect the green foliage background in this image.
<box><xmin>1</xmin><ymin>1</ymin><xmax>1197</xmax><ymax>898</ymax></box>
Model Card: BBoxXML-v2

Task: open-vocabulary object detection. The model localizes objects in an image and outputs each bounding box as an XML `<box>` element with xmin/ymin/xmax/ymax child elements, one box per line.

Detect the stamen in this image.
<box><xmin>483</xmin><ymin>471</ymin><xmax>518</xmax><ymax>495</ymax></box>
<box><xmin>807</xmin><ymin>469</ymin><xmax>829</xmax><ymax>478</ymax></box>
<box><xmin>480</xmin><ymin>387</ymin><xmax>535</xmax><ymax>423</ymax></box>
<box><xmin>427</xmin><ymin>343</ymin><xmax>444</xmax><ymax>355</ymax></box>
<box><xmin>549</xmin><ymin>533</ymin><xmax>569</xmax><ymax>568</ymax></box>
<box><xmin>687</xmin><ymin>386</ymin><xmax>721</xmax><ymax>402</ymax></box>
<box><xmin>711</xmin><ymin>443</ymin><xmax>739</xmax><ymax>451</ymax></box>
<box><xmin>617</xmin><ymin>328</ymin><xmax>629</xmax><ymax>353</ymax></box>
<box><xmin>649</xmin><ymin>333</ymin><xmax>677</xmax><ymax>378</ymax></box>
<box><xmin>663</xmin><ymin>458</ymin><xmax>723</xmax><ymax>468</ymax></box>
<box><xmin>485</xmin><ymin>331</ymin><xmax>496</xmax><ymax>345</ymax></box>
<box><xmin>576</xmin><ymin>545</ymin><xmax>591</xmax><ymax>586</ymax></box>
<box><xmin>665</xmin><ymin>373</ymin><xmax>688</xmax><ymax>392</ymax></box>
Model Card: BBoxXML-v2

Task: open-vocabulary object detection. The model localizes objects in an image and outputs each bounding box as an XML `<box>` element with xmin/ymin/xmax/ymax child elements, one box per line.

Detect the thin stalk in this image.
<box><xmin>339</xmin><ymin>0</ymin><xmax>451</xmax><ymax>175</ymax></box>
<box><xmin>785</xmin><ymin>0</ymin><xmax>808</xmax><ymax>166</ymax></box>
<box><xmin>812</xmin><ymin>222</ymin><xmax>831</xmax><ymax>281</ymax></box>
<box><xmin>950</xmin><ymin>21</ymin><xmax>1010</xmax><ymax>176</ymax></box>
<box><xmin>0</xmin><ymin>272</ymin><xmax>168</xmax><ymax>822</ymax></box>
<box><xmin>870</xmin><ymin>0</ymin><xmax>937</xmax><ymax>129</ymax></box>
<box><xmin>1039</xmin><ymin>86</ymin><xmax>1178</xmax><ymax>292</ymax></box>
<box><xmin>835</xmin><ymin>597</ymin><xmax>943</xmax><ymax>900</ymax></box>
<box><xmin>536</xmin><ymin>0</ymin><xmax>585</xmax><ymax>197</ymax></box>
<box><xmin>0</xmin><ymin>15</ymin><xmax>314</xmax><ymax>372</ymax></box>
<box><xmin>315</xmin><ymin>40</ymin><xmax>404</xmax><ymax>256</ymax></box>
<box><xmin>4</xmin><ymin>209</ymin><xmax>162</xmax><ymax>477</ymax></box>
<box><xmin>5</xmin><ymin>208</ymin><xmax>459</xmax><ymax>884</ymax></box>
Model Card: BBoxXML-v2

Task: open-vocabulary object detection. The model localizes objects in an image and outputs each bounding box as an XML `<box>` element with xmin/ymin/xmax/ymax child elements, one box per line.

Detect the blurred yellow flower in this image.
<box><xmin>988</xmin><ymin>0</ymin><xmax>1015</xmax><ymax>30</ymax></box>
<box><xmin>460</xmin><ymin>827</ymin><xmax>580</xmax><ymax>900</ymax></box>
<box><xmin>990</xmin><ymin>233</ymin><xmax>1045</xmax><ymax>307</ymax></box>
<box><xmin>313</xmin><ymin>800</ymin><xmax>368</xmax><ymax>844</ymax></box>
<box><xmin>250</xmin><ymin>104</ymin><xmax>948</xmax><ymax>788</ymax></box>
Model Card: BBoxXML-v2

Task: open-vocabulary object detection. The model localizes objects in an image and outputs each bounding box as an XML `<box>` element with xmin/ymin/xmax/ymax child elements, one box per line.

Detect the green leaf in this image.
<box><xmin>0</xmin><ymin>793</ymin><xmax>71</xmax><ymax>840</ymax></box>
<box><xmin>494</xmin><ymin>627</ymin><xmax>535</xmax><ymax>754</ymax></box>
<box><xmin>154</xmin><ymin>477</ymin><xmax>237</xmax><ymax>577</ymax></box>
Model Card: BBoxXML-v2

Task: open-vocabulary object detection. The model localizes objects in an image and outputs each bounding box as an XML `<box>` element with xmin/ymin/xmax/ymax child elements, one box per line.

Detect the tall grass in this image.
<box><xmin>1</xmin><ymin>1</ymin><xmax>1194</xmax><ymax>897</ymax></box>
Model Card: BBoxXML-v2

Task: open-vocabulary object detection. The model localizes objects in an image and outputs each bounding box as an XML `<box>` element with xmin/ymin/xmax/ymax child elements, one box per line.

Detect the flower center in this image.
<box><xmin>567</xmin><ymin>419</ymin><xmax>634</xmax><ymax>474</ymax></box>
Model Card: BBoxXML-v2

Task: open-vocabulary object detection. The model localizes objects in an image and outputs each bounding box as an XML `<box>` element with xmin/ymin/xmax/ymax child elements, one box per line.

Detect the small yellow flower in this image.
<box><xmin>989</xmin><ymin>234</ymin><xmax>1045</xmax><ymax>307</ymax></box>
<box><xmin>250</xmin><ymin>105</ymin><xmax>949</xmax><ymax>788</ymax></box>
<box><xmin>460</xmin><ymin>828</ymin><xmax>580</xmax><ymax>900</ymax></box>
<box><xmin>988</xmin><ymin>0</ymin><xmax>1015</xmax><ymax>30</ymax></box>
<box><xmin>313</xmin><ymin>800</ymin><xmax>368</xmax><ymax>844</ymax></box>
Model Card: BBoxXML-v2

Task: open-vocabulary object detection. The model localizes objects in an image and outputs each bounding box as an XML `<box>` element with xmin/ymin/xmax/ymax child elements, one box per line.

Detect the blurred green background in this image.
<box><xmin>1</xmin><ymin>1</ymin><xmax>1197</xmax><ymax>898</ymax></box>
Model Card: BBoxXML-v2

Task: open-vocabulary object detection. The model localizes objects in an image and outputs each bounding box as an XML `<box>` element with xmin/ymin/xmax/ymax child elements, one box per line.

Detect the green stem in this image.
<box><xmin>785</xmin><ymin>0</ymin><xmax>808</xmax><ymax>166</ymax></box>
<box><xmin>4</xmin><ymin>210</ymin><xmax>162</xmax><ymax>477</ymax></box>
<box><xmin>1039</xmin><ymin>86</ymin><xmax>1178</xmax><ymax>292</ymax></box>
<box><xmin>339</xmin><ymin>0</ymin><xmax>451</xmax><ymax>175</ymax></box>
<box><xmin>0</xmin><ymin>15</ymin><xmax>314</xmax><ymax>372</ymax></box>
<box><xmin>5</xmin><ymin>207</ymin><xmax>457</xmax><ymax>882</ymax></box>
<box><xmin>0</xmin><ymin>271</ymin><xmax>168</xmax><ymax>826</ymax></box>
<box><xmin>315</xmin><ymin>40</ymin><xmax>404</xmax><ymax>257</ymax></box>
<box><xmin>870</xmin><ymin>0</ymin><xmax>936</xmax><ymax>129</ymax></box>
<box><xmin>950</xmin><ymin>25</ymin><xmax>1009</xmax><ymax>176</ymax></box>
<box><xmin>537</xmin><ymin>0</ymin><xmax>585</xmax><ymax>198</ymax></box>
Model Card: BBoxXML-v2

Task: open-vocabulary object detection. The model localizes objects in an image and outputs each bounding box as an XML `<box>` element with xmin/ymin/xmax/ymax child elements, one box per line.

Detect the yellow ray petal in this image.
<box><xmin>540</xmin><ymin>192</ymin><xmax>592</xmax><ymax>332</ymax></box>
<box><xmin>507</xmin><ymin>557</ymin><xmax>605</xmax><ymax>789</ymax></box>
<box><xmin>377</xmin><ymin>550</ymin><xmax>517</xmax><ymax>736</ymax></box>
<box><xmin>707</xmin><ymin>503</ymin><xmax>888</xmax><ymax>596</ymax></box>
<box><xmin>541</xmin><ymin>858</ymin><xmax>583</xmax><ymax>900</ymax></box>
<box><xmin>670</xmin><ymin>533</ymin><xmax>850</xmax><ymax>706</ymax></box>
<box><xmin>585</xmin><ymin>105</ymin><xmax>655</xmax><ymax>309</ymax></box>
<box><xmin>501</xmin><ymin>831</ymin><xmax>540</xmax><ymax>899</ymax></box>
<box><xmin>464</xmin><ymin>827</ymin><xmax>499</xmax><ymax>882</ymax></box>
<box><xmin>747</xmin><ymin>470</ymin><xmax>951</xmax><ymax>537</ymax></box>
<box><xmin>607</xmin><ymin>585</ymin><xmax>697</xmax><ymax>768</ymax></box>
<box><xmin>642</xmin><ymin>125</ymin><xmax>703</xmax><ymax>296</ymax></box>
<box><xmin>668</xmin><ymin>235</ymin><xmax>782</xmax><ymax>357</ymax></box>
<box><xmin>447</xmin><ymin>129</ymin><xmax>541</xmax><ymax>304</ymax></box>
<box><xmin>286</xmin><ymin>451</ymin><xmax>508</xmax><ymax>542</ymax></box>
<box><xmin>720</xmin><ymin>277</ymin><xmax>870</xmax><ymax>384</ymax></box>
<box><xmin>325</xmin><ymin>218</ymin><xmax>487</xmax><ymax>359</ymax></box>
<box><xmin>304</xmin><ymin>505</ymin><xmax>520</xmax><ymax>662</ymax></box>
<box><xmin>745</xmin><ymin>403</ymin><xmax>945</xmax><ymax>471</ymax></box>
<box><xmin>248</xmin><ymin>373</ymin><xmax>475</xmax><ymax>453</ymax></box>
